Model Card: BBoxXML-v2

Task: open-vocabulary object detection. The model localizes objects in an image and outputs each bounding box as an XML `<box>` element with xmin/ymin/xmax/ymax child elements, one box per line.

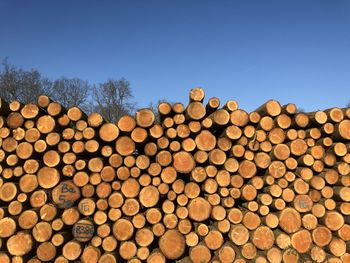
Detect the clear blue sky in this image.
<box><xmin>0</xmin><ymin>1</ymin><xmax>349</xmax><ymax>111</ymax></box>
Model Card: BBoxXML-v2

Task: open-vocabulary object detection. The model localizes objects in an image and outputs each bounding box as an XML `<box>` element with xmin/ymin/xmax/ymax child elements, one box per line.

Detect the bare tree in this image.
<box><xmin>51</xmin><ymin>77</ymin><xmax>90</xmax><ymax>110</ymax></box>
<box><xmin>0</xmin><ymin>59</ymin><xmax>51</xmax><ymax>103</ymax></box>
<box><xmin>93</xmin><ymin>78</ymin><xmax>135</xmax><ymax>122</ymax></box>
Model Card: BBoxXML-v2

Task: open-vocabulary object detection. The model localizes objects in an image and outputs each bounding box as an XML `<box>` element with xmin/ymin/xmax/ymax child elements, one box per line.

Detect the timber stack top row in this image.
<box><xmin>0</xmin><ymin>88</ymin><xmax>350</xmax><ymax>263</ymax></box>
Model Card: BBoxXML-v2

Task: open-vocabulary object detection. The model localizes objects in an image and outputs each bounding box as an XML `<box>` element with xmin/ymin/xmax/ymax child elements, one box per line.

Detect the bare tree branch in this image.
<box><xmin>93</xmin><ymin>78</ymin><xmax>135</xmax><ymax>122</ymax></box>
<box><xmin>0</xmin><ymin>59</ymin><xmax>50</xmax><ymax>103</ymax></box>
<box><xmin>51</xmin><ymin>77</ymin><xmax>90</xmax><ymax>110</ymax></box>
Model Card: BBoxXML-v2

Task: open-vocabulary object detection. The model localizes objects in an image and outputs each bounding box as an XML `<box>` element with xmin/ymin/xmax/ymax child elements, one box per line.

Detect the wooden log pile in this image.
<box><xmin>0</xmin><ymin>88</ymin><xmax>350</xmax><ymax>263</ymax></box>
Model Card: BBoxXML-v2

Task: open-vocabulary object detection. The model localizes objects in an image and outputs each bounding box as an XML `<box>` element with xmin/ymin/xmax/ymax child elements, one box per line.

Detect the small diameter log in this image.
<box><xmin>189</xmin><ymin>87</ymin><xmax>205</xmax><ymax>102</ymax></box>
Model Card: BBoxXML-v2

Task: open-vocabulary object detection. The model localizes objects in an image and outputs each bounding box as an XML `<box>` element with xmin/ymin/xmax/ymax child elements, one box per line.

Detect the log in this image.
<box><xmin>7</xmin><ymin>231</ymin><xmax>33</xmax><ymax>256</ymax></box>
<box><xmin>159</xmin><ymin>230</ymin><xmax>185</xmax><ymax>259</ymax></box>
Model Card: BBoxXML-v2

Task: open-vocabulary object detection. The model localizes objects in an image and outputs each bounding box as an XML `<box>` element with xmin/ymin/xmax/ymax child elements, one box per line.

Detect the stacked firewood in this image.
<box><xmin>0</xmin><ymin>88</ymin><xmax>349</xmax><ymax>263</ymax></box>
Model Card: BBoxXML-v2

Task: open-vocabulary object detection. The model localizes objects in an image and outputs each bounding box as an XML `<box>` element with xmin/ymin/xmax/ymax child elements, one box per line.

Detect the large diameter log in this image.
<box><xmin>291</xmin><ymin>229</ymin><xmax>312</xmax><ymax>253</ymax></box>
<box><xmin>7</xmin><ymin>232</ymin><xmax>33</xmax><ymax>256</ymax></box>
<box><xmin>99</xmin><ymin>123</ymin><xmax>119</xmax><ymax>142</ymax></box>
<box><xmin>252</xmin><ymin>226</ymin><xmax>275</xmax><ymax>250</ymax></box>
<box><xmin>62</xmin><ymin>240</ymin><xmax>82</xmax><ymax>261</ymax></box>
<box><xmin>186</xmin><ymin>102</ymin><xmax>206</xmax><ymax>120</ymax></box>
<box><xmin>255</xmin><ymin>99</ymin><xmax>282</xmax><ymax>117</ymax></box>
<box><xmin>136</xmin><ymin>108</ymin><xmax>155</xmax><ymax>128</ymax></box>
<box><xmin>0</xmin><ymin>217</ymin><xmax>16</xmax><ymax>238</ymax></box>
<box><xmin>159</xmin><ymin>230</ymin><xmax>185</xmax><ymax>260</ymax></box>
<box><xmin>334</xmin><ymin>120</ymin><xmax>350</xmax><ymax>140</ymax></box>
<box><xmin>188</xmin><ymin>197</ymin><xmax>211</xmax><ymax>222</ymax></box>
<box><xmin>36</xmin><ymin>115</ymin><xmax>55</xmax><ymax>134</ymax></box>
<box><xmin>195</xmin><ymin>130</ymin><xmax>216</xmax><ymax>151</ymax></box>
<box><xmin>36</xmin><ymin>242</ymin><xmax>56</xmax><ymax>262</ymax></box>
<box><xmin>278</xmin><ymin>208</ymin><xmax>301</xmax><ymax>234</ymax></box>
<box><xmin>173</xmin><ymin>151</ymin><xmax>195</xmax><ymax>173</ymax></box>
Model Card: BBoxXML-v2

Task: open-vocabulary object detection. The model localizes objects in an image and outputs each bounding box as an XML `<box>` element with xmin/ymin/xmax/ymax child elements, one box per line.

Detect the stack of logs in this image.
<box><xmin>0</xmin><ymin>88</ymin><xmax>350</xmax><ymax>263</ymax></box>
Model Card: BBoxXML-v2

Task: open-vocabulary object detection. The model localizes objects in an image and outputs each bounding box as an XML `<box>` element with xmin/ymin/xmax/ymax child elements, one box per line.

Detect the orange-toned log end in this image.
<box><xmin>290</xmin><ymin>138</ymin><xmax>308</xmax><ymax>156</ymax></box>
<box><xmin>158</xmin><ymin>102</ymin><xmax>172</xmax><ymax>116</ymax></box>
<box><xmin>0</xmin><ymin>217</ymin><xmax>16</xmax><ymax>238</ymax></box>
<box><xmin>190</xmin><ymin>244</ymin><xmax>212</xmax><ymax>263</ymax></box>
<box><xmin>230</xmin><ymin>109</ymin><xmax>249</xmax><ymax>127</ymax></box>
<box><xmin>117</xmin><ymin>241</ymin><xmax>136</xmax><ymax>260</ymax></box>
<box><xmin>62</xmin><ymin>240</ymin><xmax>82</xmax><ymax>261</ymax></box>
<box><xmin>0</xmin><ymin>182</ymin><xmax>17</xmax><ymax>202</ymax></box>
<box><xmin>218</xmin><ymin>244</ymin><xmax>236</xmax><ymax>263</ymax></box>
<box><xmin>256</xmin><ymin>99</ymin><xmax>282</xmax><ymax>117</ymax></box>
<box><xmin>238</xmin><ymin>160</ymin><xmax>257</xmax><ymax>179</ymax></box>
<box><xmin>87</xmin><ymin>112</ymin><xmax>104</xmax><ymax>127</ymax></box>
<box><xmin>312</xmin><ymin>226</ymin><xmax>332</xmax><ymax>247</ymax></box>
<box><xmin>136</xmin><ymin>108</ymin><xmax>155</xmax><ymax>128</ymax></box>
<box><xmin>195</xmin><ymin>130</ymin><xmax>216</xmax><ymax>151</ymax></box>
<box><xmin>282</xmin><ymin>249</ymin><xmax>299</xmax><ymax>263</ymax></box>
<box><xmin>337</xmin><ymin>120</ymin><xmax>350</xmax><ymax>140</ymax></box>
<box><xmin>7</xmin><ymin>232</ymin><xmax>33</xmax><ymax>256</ymax></box>
<box><xmin>173</xmin><ymin>151</ymin><xmax>195</xmax><ymax>173</ymax></box>
<box><xmin>36</xmin><ymin>242</ymin><xmax>56</xmax><ymax>262</ymax></box>
<box><xmin>16</xmin><ymin>141</ymin><xmax>33</xmax><ymax>159</ymax></box>
<box><xmin>159</xmin><ymin>230</ymin><xmax>185</xmax><ymax>260</ymax></box>
<box><xmin>324</xmin><ymin>211</ymin><xmax>345</xmax><ymax>231</ymax></box>
<box><xmin>38</xmin><ymin>167</ymin><xmax>60</xmax><ymax>189</ymax></box>
<box><xmin>36</xmin><ymin>115</ymin><xmax>56</xmax><ymax>134</ymax></box>
<box><xmin>252</xmin><ymin>226</ymin><xmax>275</xmax><ymax>250</ymax></box>
<box><xmin>115</xmin><ymin>136</ymin><xmax>136</xmax><ymax>156</ymax></box>
<box><xmin>189</xmin><ymin>87</ymin><xmax>205</xmax><ymax>102</ymax></box>
<box><xmin>118</xmin><ymin>115</ymin><xmax>136</xmax><ymax>132</ymax></box>
<box><xmin>67</xmin><ymin>106</ymin><xmax>83</xmax><ymax>121</ymax></box>
<box><xmin>204</xmin><ymin>230</ymin><xmax>224</xmax><ymax>250</ymax></box>
<box><xmin>212</xmin><ymin>109</ymin><xmax>230</xmax><ymax>126</ymax></box>
<box><xmin>291</xmin><ymin>229</ymin><xmax>312</xmax><ymax>253</ymax></box>
<box><xmin>6</xmin><ymin>112</ymin><xmax>24</xmax><ymax>128</ymax></box>
<box><xmin>99</xmin><ymin>123</ymin><xmax>119</xmax><ymax>142</ymax></box>
<box><xmin>186</xmin><ymin>102</ymin><xmax>206</xmax><ymax>120</ymax></box>
<box><xmin>139</xmin><ymin>185</ymin><xmax>160</xmax><ymax>208</ymax></box>
<box><xmin>113</xmin><ymin>218</ymin><xmax>134</xmax><ymax>241</ymax></box>
<box><xmin>278</xmin><ymin>208</ymin><xmax>301</xmax><ymax>234</ymax></box>
<box><xmin>81</xmin><ymin>246</ymin><xmax>101</xmax><ymax>263</ymax></box>
<box><xmin>188</xmin><ymin>197</ymin><xmax>211</xmax><ymax>222</ymax></box>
